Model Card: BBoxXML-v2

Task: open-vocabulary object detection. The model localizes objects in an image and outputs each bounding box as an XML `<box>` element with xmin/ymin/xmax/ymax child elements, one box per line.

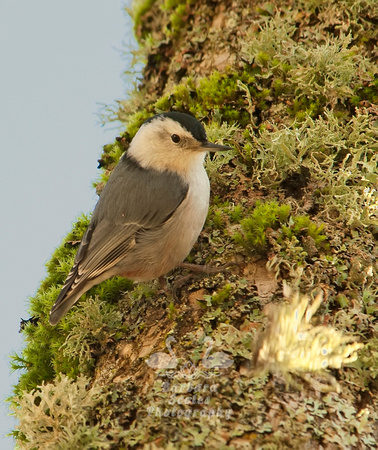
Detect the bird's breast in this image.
<box><xmin>180</xmin><ymin>164</ymin><xmax>210</xmax><ymax>232</ymax></box>
<box><xmin>155</xmin><ymin>166</ymin><xmax>209</xmax><ymax>273</ymax></box>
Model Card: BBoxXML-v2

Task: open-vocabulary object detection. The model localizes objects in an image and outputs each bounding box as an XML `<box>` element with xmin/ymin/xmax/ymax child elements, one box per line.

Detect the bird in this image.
<box><xmin>146</xmin><ymin>336</ymin><xmax>177</xmax><ymax>370</ymax></box>
<box><xmin>49</xmin><ymin>112</ymin><xmax>231</xmax><ymax>325</ymax></box>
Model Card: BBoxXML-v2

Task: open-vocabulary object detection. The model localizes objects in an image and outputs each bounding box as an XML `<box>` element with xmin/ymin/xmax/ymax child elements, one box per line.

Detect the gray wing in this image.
<box><xmin>49</xmin><ymin>154</ymin><xmax>188</xmax><ymax>322</ymax></box>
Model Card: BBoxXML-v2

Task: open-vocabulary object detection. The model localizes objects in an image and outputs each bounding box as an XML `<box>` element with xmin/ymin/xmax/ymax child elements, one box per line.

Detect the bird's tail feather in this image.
<box><xmin>49</xmin><ymin>268</ymin><xmax>110</xmax><ymax>325</ymax></box>
<box><xmin>49</xmin><ymin>264</ymin><xmax>93</xmax><ymax>325</ymax></box>
<box><xmin>49</xmin><ymin>289</ymin><xmax>85</xmax><ymax>325</ymax></box>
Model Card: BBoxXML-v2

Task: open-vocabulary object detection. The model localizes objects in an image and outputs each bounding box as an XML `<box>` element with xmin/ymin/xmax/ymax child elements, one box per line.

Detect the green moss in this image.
<box><xmin>195</xmin><ymin>71</ymin><xmax>258</xmax><ymax>122</ymax></box>
<box><xmin>154</xmin><ymin>94</ymin><xmax>171</xmax><ymax>111</ymax></box>
<box><xmin>169</xmin><ymin>3</ymin><xmax>186</xmax><ymax>30</ymax></box>
<box><xmin>131</xmin><ymin>283</ymin><xmax>158</xmax><ymax>301</ymax></box>
<box><xmin>167</xmin><ymin>301</ymin><xmax>179</xmax><ymax>320</ymax></box>
<box><xmin>99</xmin><ymin>141</ymin><xmax>124</xmax><ymax>167</ymax></box>
<box><xmin>279</xmin><ymin>215</ymin><xmax>328</xmax><ymax>249</ymax></box>
<box><xmin>138</xmin><ymin>69</ymin><xmax>261</xmax><ymax>126</ymax></box>
<box><xmin>204</xmin><ymin>284</ymin><xmax>233</xmax><ymax>306</ymax></box>
<box><xmin>132</xmin><ymin>0</ymin><xmax>158</xmax><ymax>32</ymax></box>
<box><xmin>160</xmin><ymin>0</ymin><xmax>195</xmax><ymax>37</ymax></box>
<box><xmin>290</xmin><ymin>96</ymin><xmax>325</xmax><ymax>121</ymax></box>
<box><xmin>352</xmin><ymin>74</ymin><xmax>378</xmax><ymax>106</ymax></box>
<box><xmin>91</xmin><ymin>277</ymin><xmax>134</xmax><ymax>304</ymax></box>
<box><xmin>336</xmin><ymin>294</ymin><xmax>349</xmax><ymax>308</ymax></box>
<box><xmin>233</xmin><ymin>200</ymin><xmax>328</xmax><ymax>257</ymax></box>
<box><xmin>233</xmin><ymin>200</ymin><xmax>291</xmax><ymax>251</ymax></box>
<box><xmin>228</xmin><ymin>205</ymin><xmax>244</xmax><ymax>223</ymax></box>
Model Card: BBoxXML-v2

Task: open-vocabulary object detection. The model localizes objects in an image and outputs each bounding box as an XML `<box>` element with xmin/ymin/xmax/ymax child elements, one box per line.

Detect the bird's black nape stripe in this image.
<box><xmin>144</xmin><ymin>112</ymin><xmax>207</xmax><ymax>143</ymax></box>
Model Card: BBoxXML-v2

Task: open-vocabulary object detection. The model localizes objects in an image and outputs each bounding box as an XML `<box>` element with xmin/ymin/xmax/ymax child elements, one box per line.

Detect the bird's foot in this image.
<box><xmin>157</xmin><ymin>275</ymin><xmax>171</xmax><ymax>296</ymax></box>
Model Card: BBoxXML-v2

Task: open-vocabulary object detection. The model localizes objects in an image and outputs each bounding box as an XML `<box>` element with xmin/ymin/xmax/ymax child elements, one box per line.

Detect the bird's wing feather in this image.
<box><xmin>50</xmin><ymin>154</ymin><xmax>188</xmax><ymax>319</ymax></box>
<box><xmin>75</xmin><ymin>221</ymin><xmax>139</xmax><ymax>280</ymax></box>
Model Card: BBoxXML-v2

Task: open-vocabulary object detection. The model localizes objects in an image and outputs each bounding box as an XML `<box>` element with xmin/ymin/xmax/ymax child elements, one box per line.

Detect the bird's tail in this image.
<box><xmin>49</xmin><ymin>289</ymin><xmax>85</xmax><ymax>325</ymax></box>
<box><xmin>49</xmin><ymin>265</ymin><xmax>91</xmax><ymax>325</ymax></box>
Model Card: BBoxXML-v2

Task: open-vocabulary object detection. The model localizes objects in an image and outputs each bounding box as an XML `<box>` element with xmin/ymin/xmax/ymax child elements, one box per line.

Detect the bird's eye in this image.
<box><xmin>171</xmin><ymin>134</ymin><xmax>181</xmax><ymax>143</ymax></box>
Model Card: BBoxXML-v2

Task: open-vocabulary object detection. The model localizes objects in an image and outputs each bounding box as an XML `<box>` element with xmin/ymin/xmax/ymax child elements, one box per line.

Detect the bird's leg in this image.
<box><xmin>177</xmin><ymin>261</ymin><xmax>237</xmax><ymax>274</ymax></box>
<box><xmin>172</xmin><ymin>261</ymin><xmax>238</xmax><ymax>299</ymax></box>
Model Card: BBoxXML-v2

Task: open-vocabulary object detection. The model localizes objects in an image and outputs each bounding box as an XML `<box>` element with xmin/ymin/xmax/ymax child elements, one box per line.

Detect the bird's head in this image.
<box><xmin>127</xmin><ymin>112</ymin><xmax>231</xmax><ymax>174</ymax></box>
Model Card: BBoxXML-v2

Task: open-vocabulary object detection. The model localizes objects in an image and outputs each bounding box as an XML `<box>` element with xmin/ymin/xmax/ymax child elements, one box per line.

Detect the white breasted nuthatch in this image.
<box><xmin>49</xmin><ymin>112</ymin><xmax>231</xmax><ymax>325</ymax></box>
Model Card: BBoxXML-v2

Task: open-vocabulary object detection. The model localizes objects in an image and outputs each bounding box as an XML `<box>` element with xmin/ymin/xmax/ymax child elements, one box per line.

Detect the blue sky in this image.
<box><xmin>0</xmin><ymin>1</ymin><xmax>135</xmax><ymax>446</ymax></box>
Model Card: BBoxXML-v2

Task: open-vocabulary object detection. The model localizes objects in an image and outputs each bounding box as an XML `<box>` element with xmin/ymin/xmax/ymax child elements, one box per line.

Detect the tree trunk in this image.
<box><xmin>12</xmin><ymin>0</ymin><xmax>378</xmax><ymax>448</ymax></box>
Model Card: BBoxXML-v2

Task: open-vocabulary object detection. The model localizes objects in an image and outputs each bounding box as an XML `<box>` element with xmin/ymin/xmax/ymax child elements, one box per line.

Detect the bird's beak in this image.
<box><xmin>201</xmin><ymin>141</ymin><xmax>232</xmax><ymax>152</ymax></box>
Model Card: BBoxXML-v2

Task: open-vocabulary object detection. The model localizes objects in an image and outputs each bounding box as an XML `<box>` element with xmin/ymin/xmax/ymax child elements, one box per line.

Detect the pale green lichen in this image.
<box><xmin>61</xmin><ymin>297</ymin><xmax>125</xmax><ymax>374</ymax></box>
<box><xmin>10</xmin><ymin>375</ymin><xmax>111</xmax><ymax>449</ymax></box>
<box><xmin>246</xmin><ymin>111</ymin><xmax>378</xmax><ymax>226</ymax></box>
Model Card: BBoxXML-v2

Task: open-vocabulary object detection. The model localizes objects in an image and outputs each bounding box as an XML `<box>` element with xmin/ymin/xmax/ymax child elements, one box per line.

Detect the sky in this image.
<box><xmin>0</xmin><ymin>1</ymin><xmax>136</xmax><ymax>446</ymax></box>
